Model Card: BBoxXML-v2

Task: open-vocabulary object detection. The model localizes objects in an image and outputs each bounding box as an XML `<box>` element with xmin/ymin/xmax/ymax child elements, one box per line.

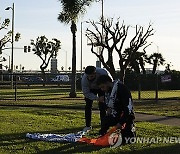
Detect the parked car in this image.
<box><xmin>51</xmin><ymin>75</ymin><xmax>70</xmax><ymax>82</ymax></box>
<box><xmin>22</xmin><ymin>76</ymin><xmax>43</xmax><ymax>82</ymax></box>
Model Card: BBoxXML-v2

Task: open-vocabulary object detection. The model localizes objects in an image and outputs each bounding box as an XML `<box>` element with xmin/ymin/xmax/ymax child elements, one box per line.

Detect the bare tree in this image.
<box><xmin>86</xmin><ymin>18</ymin><xmax>154</xmax><ymax>82</ymax></box>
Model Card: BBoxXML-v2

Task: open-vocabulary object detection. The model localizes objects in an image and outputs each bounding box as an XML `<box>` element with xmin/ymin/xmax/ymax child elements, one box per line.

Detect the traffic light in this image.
<box><xmin>28</xmin><ymin>46</ymin><xmax>31</xmax><ymax>52</ymax></box>
<box><xmin>24</xmin><ymin>46</ymin><xmax>27</xmax><ymax>53</ymax></box>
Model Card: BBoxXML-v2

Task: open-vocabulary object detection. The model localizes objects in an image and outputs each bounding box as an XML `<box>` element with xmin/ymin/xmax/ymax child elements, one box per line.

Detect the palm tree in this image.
<box><xmin>58</xmin><ymin>0</ymin><xmax>94</xmax><ymax>98</ymax></box>
<box><xmin>147</xmin><ymin>53</ymin><xmax>165</xmax><ymax>74</ymax></box>
<box><xmin>124</xmin><ymin>48</ymin><xmax>148</xmax><ymax>74</ymax></box>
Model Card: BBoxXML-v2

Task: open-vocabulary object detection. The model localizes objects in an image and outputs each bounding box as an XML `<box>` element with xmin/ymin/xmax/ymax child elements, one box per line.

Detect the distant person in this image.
<box><xmin>81</xmin><ymin>66</ymin><xmax>108</xmax><ymax>132</ymax></box>
<box><xmin>96</xmin><ymin>75</ymin><xmax>136</xmax><ymax>143</ymax></box>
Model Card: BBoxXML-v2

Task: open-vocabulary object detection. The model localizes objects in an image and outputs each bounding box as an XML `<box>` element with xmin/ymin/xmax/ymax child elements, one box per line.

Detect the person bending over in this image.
<box><xmin>81</xmin><ymin>66</ymin><xmax>108</xmax><ymax>132</ymax></box>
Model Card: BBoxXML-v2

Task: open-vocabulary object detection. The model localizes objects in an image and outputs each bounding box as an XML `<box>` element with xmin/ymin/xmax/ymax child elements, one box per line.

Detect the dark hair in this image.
<box><xmin>85</xmin><ymin>66</ymin><xmax>96</xmax><ymax>75</ymax></box>
<box><xmin>96</xmin><ymin>75</ymin><xmax>112</xmax><ymax>85</ymax></box>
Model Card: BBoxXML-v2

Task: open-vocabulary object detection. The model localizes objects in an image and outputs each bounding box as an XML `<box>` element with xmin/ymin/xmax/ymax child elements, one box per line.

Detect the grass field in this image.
<box><xmin>0</xmin><ymin>87</ymin><xmax>180</xmax><ymax>100</ymax></box>
<box><xmin>135</xmin><ymin>100</ymin><xmax>180</xmax><ymax>118</ymax></box>
<box><xmin>0</xmin><ymin>106</ymin><xmax>179</xmax><ymax>154</ymax></box>
<box><xmin>0</xmin><ymin>88</ymin><xmax>180</xmax><ymax>118</ymax></box>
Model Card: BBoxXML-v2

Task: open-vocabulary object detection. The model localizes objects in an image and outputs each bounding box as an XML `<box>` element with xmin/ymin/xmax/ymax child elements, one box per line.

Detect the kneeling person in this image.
<box><xmin>96</xmin><ymin>75</ymin><xmax>136</xmax><ymax>144</ymax></box>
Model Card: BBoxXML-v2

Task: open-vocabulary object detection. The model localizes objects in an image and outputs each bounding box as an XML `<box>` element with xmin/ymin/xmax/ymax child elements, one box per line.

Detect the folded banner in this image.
<box><xmin>26</xmin><ymin>131</ymin><xmax>86</xmax><ymax>143</ymax></box>
<box><xmin>26</xmin><ymin>127</ymin><xmax>122</xmax><ymax>147</ymax></box>
<box><xmin>79</xmin><ymin>127</ymin><xmax>122</xmax><ymax>147</ymax></box>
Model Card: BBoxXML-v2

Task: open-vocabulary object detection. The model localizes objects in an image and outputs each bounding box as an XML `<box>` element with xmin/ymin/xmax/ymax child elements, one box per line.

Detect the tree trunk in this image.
<box><xmin>40</xmin><ymin>66</ymin><xmax>46</xmax><ymax>87</ymax></box>
<box><xmin>139</xmin><ymin>58</ymin><xmax>146</xmax><ymax>74</ymax></box>
<box><xmin>99</xmin><ymin>56</ymin><xmax>116</xmax><ymax>80</ymax></box>
<box><xmin>152</xmin><ymin>60</ymin><xmax>157</xmax><ymax>74</ymax></box>
<box><xmin>109</xmin><ymin>70</ymin><xmax>116</xmax><ymax>80</ymax></box>
<box><xmin>69</xmin><ymin>21</ymin><xmax>77</xmax><ymax>98</ymax></box>
<box><xmin>119</xmin><ymin>60</ymin><xmax>126</xmax><ymax>83</ymax></box>
<box><xmin>119</xmin><ymin>69</ymin><xmax>125</xmax><ymax>83</ymax></box>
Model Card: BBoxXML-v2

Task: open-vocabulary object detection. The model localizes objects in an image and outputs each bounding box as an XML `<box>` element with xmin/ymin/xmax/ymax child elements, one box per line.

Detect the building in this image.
<box><xmin>51</xmin><ymin>57</ymin><xmax>57</xmax><ymax>73</ymax></box>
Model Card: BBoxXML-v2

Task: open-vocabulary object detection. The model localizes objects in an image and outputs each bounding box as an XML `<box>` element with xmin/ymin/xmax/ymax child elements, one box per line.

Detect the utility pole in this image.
<box><xmin>5</xmin><ymin>3</ymin><xmax>15</xmax><ymax>88</ymax></box>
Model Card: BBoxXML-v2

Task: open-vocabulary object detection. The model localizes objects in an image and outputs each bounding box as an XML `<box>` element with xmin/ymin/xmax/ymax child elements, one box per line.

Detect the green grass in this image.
<box><xmin>134</xmin><ymin>100</ymin><xmax>180</xmax><ymax>118</ymax></box>
<box><xmin>0</xmin><ymin>106</ymin><xmax>179</xmax><ymax>154</ymax></box>
<box><xmin>0</xmin><ymin>98</ymin><xmax>179</xmax><ymax>118</ymax></box>
<box><xmin>131</xmin><ymin>90</ymin><xmax>180</xmax><ymax>100</ymax></box>
<box><xmin>0</xmin><ymin>88</ymin><xmax>180</xmax><ymax>100</ymax></box>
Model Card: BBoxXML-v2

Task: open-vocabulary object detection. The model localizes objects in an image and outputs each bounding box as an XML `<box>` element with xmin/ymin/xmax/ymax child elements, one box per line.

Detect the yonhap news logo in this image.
<box><xmin>125</xmin><ymin>137</ymin><xmax>180</xmax><ymax>144</ymax></box>
<box><xmin>108</xmin><ymin>129</ymin><xmax>122</xmax><ymax>148</ymax></box>
<box><xmin>108</xmin><ymin>134</ymin><xmax>180</xmax><ymax>148</ymax></box>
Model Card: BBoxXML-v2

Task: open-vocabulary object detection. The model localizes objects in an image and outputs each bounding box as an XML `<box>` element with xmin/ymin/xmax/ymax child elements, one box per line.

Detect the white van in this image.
<box><xmin>51</xmin><ymin>75</ymin><xmax>69</xmax><ymax>82</ymax></box>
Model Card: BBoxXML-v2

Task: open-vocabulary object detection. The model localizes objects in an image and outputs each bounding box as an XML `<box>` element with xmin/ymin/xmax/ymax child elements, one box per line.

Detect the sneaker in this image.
<box><xmin>82</xmin><ymin>126</ymin><xmax>92</xmax><ymax>133</ymax></box>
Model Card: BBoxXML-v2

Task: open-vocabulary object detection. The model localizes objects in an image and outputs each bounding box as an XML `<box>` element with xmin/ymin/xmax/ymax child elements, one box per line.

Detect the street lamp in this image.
<box><xmin>95</xmin><ymin>0</ymin><xmax>104</xmax><ymax>68</ymax></box>
<box><xmin>61</xmin><ymin>49</ymin><xmax>68</xmax><ymax>71</ymax></box>
<box><xmin>81</xmin><ymin>21</ymin><xmax>89</xmax><ymax>75</ymax></box>
<box><xmin>5</xmin><ymin>3</ymin><xmax>15</xmax><ymax>88</ymax></box>
<box><xmin>152</xmin><ymin>42</ymin><xmax>160</xmax><ymax>71</ymax></box>
<box><xmin>95</xmin><ymin>0</ymin><xmax>104</xmax><ymax>30</ymax></box>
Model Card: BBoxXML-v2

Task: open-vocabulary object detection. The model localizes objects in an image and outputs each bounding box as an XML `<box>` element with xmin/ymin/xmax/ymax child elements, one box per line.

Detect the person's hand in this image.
<box><xmin>97</xmin><ymin>96</ymin><xmax>104</xmax><ymax>102</ymax></box>
<box><xmin>116</xmin><ymin>123</ymin><xmax>122</xmax><ymax>129</ymax></box>
<box><xmin>106</xmin><ymin>108</ymin><xmax>112</xmax><ymax>115</ymax></box>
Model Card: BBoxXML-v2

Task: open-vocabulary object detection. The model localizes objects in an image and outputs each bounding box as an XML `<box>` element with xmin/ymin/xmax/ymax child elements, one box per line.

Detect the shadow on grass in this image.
<box><xmin>127</xmin><ymin>144</ymin><xmax>180</xmax><ymax>154</ymax></box>
<box><xmin>0</xmin><ymin>103</ymin><xmax>99</xmax><ymax>111</ymax></box>
<box><xmin>38</xmin><ymin>143</ymin><xmax>103</xmax><ymax>154</ymax></box>
<box><xmin>39</xmin><ymin>143</ymin><xmax>180</xmax><ymax>154</ymax></box>
<box><xmin>0</xmin><ymin>125</ymin><xmax>103</xmax><ymax>153</ymax></box>
<box><xmin>0</xmin><ymin>104</ymin><xmax>86</xmax><ymax>110</ymax></box>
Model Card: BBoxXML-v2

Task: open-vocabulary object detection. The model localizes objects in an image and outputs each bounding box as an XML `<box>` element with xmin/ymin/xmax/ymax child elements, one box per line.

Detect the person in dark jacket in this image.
<box><xmin>96</xmin><ymin>75</ymin><xmax>136</xmax><ymax>143</ymax></box>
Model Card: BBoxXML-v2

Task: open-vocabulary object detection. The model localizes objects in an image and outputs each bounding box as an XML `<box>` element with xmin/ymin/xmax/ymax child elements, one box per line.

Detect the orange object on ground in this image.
<box><xmin>78</xmin><ymin>126</ymin><xmax>118</xmax><ymax>147</ymax></box>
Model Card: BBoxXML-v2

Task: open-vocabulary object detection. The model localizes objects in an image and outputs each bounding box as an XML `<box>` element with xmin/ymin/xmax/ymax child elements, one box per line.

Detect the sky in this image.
<box><xmin>0</xmin><ymin>0</ymin><xmax>180</xmax><ymax>71</ymax></box>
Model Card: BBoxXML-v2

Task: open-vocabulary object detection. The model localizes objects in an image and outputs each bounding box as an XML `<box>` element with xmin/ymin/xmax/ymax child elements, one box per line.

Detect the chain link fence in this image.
<box><xmin>0</xmin><ymin>73</ymin><xmax>74</xmax><ymax>101</ymax></box>
<box><xmin>125</xmin><ymin>73</ymin><xmax>180</xmax><ymax>100</ymax></box>
<box><xmin>0</xmin><ymin>72</ymin><xmax>180</xmax><ymax>101</ymax></box>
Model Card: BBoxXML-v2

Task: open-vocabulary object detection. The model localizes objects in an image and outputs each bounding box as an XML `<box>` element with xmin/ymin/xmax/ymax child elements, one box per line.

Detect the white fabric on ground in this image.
<box><xmin>26</xmin><ymin>131</ymin><xmax>86</xmax><ymax>143</ymax></box>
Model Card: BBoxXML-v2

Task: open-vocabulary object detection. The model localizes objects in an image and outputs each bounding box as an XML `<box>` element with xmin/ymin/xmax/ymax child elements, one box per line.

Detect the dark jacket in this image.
<box><xmin>105</xmin><ymin>80</ymin><xmax>135</xmax><ymax>126</ymax></box>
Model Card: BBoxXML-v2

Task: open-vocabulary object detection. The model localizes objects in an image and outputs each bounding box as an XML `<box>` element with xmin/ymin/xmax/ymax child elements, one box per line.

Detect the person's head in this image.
<box><xmin>96</xmin><ymin>75</ymin><xmax>113</xmax><ymax>92</ymax></box>
<box><xmin>85</xmin><ymin>66</ymin><xmax>96</xmax><ymax>81</ymax></box>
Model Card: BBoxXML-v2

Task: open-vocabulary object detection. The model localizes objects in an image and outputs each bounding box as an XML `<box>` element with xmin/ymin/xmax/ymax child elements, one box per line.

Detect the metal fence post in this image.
<box><xmin>155</xmin><ymin>74</ymin><xmax>158</xmax><ymax>102</ymax></box>
<box><xmin>14</xmin><ymin>74</ymin><xmax>17</xmax><ymax>101</ymax></box>
<box><xmin>138</xmin><ymin>74</ymin><xmax>141</xmax><ymax>100</ymax></box>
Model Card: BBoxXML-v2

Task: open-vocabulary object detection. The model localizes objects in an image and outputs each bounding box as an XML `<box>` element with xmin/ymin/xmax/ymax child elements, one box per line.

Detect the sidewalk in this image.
<box><xmin>92</xmin><ymin>111</ymin><xmax>180</xmax><ymax>127</ymax></box>
<box><xmin>135</xmin><ymin>113</ymin><xmax>180</xmax><ymax>127</ymax></box>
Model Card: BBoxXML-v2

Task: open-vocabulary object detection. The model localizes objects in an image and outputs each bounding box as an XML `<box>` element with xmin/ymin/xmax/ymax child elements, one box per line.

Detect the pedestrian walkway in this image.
<box><xmin>135</xmin><ymin>113</ymin><xmax>180</xmax><ymax>127</ymax></box>
<box><xmin>92</xmin><ymin>110</ymin><xmax>180</xmax><ymax>127</ymax></box>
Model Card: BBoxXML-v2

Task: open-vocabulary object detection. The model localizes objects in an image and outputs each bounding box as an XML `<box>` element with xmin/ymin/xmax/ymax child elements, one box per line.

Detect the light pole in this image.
<box><xmin>95</xmin><ymin>0</ymin><xmax>104</xmax><ymax>68</ymax></box>
<box><xmin>61</xmin><ymin>49</ymin><xmax>67</xmax><ymax>71</ymax></box>
<box><xmin>152</xmin><ymin>42</ymin><xmax>160</xmax><ymax>71</ymax></box>
<box><xmin>101</xmin><ymin>0</ymin><xmax>104</xmax><ymax>33</ymax></box>
<box><xmin>5</xmin><ymin>3</ymin><xmax>14</xmax><ymax>88</ymax></box>
<box><xmin>80</xmin><ymin>21</ymin><xmax>89</xmax><ymax>75</ymax></box>
<box><xmin>95</xmin><ymin>0</ymin><xmax>104</xmax><ymax>30</ymax></box>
